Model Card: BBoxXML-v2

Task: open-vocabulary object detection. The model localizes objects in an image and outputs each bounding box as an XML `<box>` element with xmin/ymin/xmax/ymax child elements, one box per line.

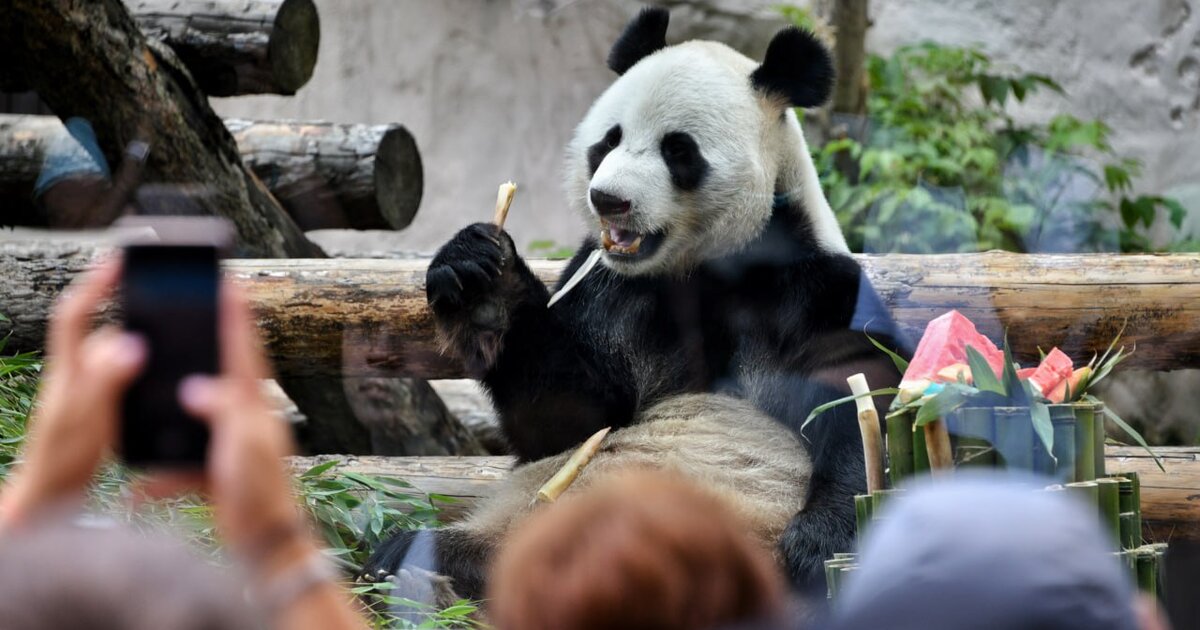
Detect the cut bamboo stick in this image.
<box><xmin>848</xmin><ymin>373</ymin><xmax>885</xmax><ymax>494</ymax></box>
<box><xmin>534</xmin><ymin>426</ymin><xmax>609</xmax><ymax>504</ymax></box>
<box><xmin>886</xmin><ymin>410</ymin><xmax>915</xmax><ymax>485</ymax></box>
<box><xmin>493</xmin><ymin>181</ymin><xmax>517</xmax><ymax>229</ymax></box>
<box><xmin>1135</xmin><ymin>548</ymin><xmax>1157</xmax><ymax>596</ymax></box>
<box><xmin>912</xmin><ymin>419</ymin><xmax>930</xmax><ymax>474</ymax></box>
<box><xmin>1074</xmin><ymin>403</ymin><xmax>1098</xmax><ymax>482</ymax></box>
<box><xmin>1065</xmin><ymin>481</ymin><xmax>1099</xmax><ymax>511</ymax></box>
<box><xmin>1120</xmin><ymin>512</ymin><xmax>1139</xmax><ymax>550</ymax></box>
<box><xmin>1093</xmin><ymin>404</ymin><xmax>1107</xmax><ymax>479</ymax></box>
<box><xmin>952</xmin><ymin>407</ymin><xmax>995</xmax><ymax>467</ymax></box>
<box><xmin>923</xmin><ymin>418</ymin><xmax>954</xmax><ymax>474</ymax></box>
<box><xmin>995</xmin><ymin>407</ymin><xmax>1034</xmax><ymax>471</ymax></box>
<box><xmin>854</xmin><ymin>494</ymin><xmax>872</xmax><ymax>538</ymax></box>
<box><xmin>1049</xmin><ymin>404</ymin><xmax>1077</xmax><ymax>483</ymax></box>
<box><xmin>1096</xmin><ymin>477</ymin><xmax>1122</xmax><ymax>549</ymax></box>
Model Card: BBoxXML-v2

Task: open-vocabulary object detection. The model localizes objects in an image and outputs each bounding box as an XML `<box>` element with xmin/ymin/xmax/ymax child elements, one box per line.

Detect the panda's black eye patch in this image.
<box><xmin>587</xmin><ymin>125</ymin><xmax>622</xmax><ymax>176</ymax></box>
<box><xmin>660</xmin><ymin>132</ymin><xmax>708</xmax><ymax>191</ymax></box>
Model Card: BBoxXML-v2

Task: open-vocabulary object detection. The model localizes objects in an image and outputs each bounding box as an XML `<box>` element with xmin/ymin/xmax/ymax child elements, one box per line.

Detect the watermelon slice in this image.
<box><xmin>899</xmin><ymin>311</ymin><xmax>1004</xmax><ymax>401</ymax></box>
<box><xmin>1027</xmin><ymin>347</ymin><xmax>1074</xmax><ymax>398</ymax></box>
<box><xmin>1046</xmin><ymin>365</ymin><xmax>1091</xmax><ymax>403</ymax></box>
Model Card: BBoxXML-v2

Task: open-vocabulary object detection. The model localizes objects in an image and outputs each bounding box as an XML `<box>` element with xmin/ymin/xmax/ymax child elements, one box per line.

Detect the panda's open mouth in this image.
<box><xmin>600</xmin><ymin>224</ymin><xmax>666</xmax><ymax>260</ymax></box>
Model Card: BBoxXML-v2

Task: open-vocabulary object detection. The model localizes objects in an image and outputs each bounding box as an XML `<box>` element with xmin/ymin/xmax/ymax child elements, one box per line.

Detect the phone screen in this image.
<box><xmin>121</xmin><ymin>245</ymin><xmax>219</xmax><ymax>468</ymax></box>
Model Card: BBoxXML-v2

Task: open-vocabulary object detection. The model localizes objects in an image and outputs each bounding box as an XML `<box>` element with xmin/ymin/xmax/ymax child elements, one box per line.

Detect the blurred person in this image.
<box><xmin>0</xmin><ymin>258</ymin><xmax>369</xmax><ymax>630</ymax></box>
<box><xmin>825</xmin><ymin>473</ymin><xmax>1170</xmax><ymax>630</ymax></box>
<box><xmin>487</xmin><ymin>470</ymin><xmax>789</xmax><ymax>630</ymax></box>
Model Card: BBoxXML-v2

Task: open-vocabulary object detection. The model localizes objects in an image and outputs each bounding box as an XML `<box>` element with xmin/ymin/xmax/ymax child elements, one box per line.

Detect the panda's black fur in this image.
<box><xmin>367</xmin><ymin>6</ymin><xmax>907</xmax><ymax>605</ymax></box>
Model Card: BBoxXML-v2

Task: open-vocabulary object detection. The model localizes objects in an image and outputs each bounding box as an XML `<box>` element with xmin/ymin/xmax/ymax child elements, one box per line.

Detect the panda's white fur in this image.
<box><xmin>565</xmin><ymin>40</ymin><xmax>848</xmax><ymax>278</ymax></box>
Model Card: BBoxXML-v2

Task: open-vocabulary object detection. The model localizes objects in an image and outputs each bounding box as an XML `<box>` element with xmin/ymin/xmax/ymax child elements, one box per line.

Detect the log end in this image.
<box><xmin>269</xmin><ymin>0</ymin><xmax>321</xmax><ymax>95</ymax></box>
<box><xmin>375</xmin><ymin>125</ymin><xmax>423</xmax><ymax>231</ymax></box>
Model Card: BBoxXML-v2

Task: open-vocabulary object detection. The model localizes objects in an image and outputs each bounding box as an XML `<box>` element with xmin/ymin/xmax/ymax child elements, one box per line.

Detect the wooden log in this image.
<box><xmin>4</xmin><ymin>247</ymin><xmax>1200</xmax><ymax>377</ymax></box>
<box><xmin>1</xmin><ymin>115</ymin><xmax>423</xmax><ymax>232</ymax></box>
<box><xmin>0</xmin><ymin>0</ymin><xmax>321</xmax><ymax>258</ymax></box>
<box><xmin>127</xmin><ymin>0</ymin><xmax>319</xmax><ymax>96</ymax></box>
<box><xmin>285</xmin><ymin>445</ymin><xmax>1200</xmax><ymax>537</ymax></box>
<box><xmin>226</xmin><ymin>119</ymin><xmax>422</xmax><ymax>231</ymax></box>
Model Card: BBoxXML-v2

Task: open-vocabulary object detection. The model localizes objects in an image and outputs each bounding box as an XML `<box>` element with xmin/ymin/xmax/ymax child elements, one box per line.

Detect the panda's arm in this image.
<box><xmin>480</xmin><ymin>245</ymin><xmax>639</xmax><ymax>462</ymax></box>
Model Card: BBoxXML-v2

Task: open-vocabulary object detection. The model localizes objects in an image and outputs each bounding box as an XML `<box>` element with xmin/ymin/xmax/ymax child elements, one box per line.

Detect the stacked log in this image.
<box><xmin>1</xmin><ymin>115</ymin><xmax>423</xmax><ymax>232</ymax></box>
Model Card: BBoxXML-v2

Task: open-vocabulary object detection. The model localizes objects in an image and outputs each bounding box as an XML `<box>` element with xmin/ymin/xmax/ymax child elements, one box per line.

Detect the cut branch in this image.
<box><xmin>128</xmin><ymin>0</ymin><xmax>319</xmax><ymax>96</ymax></box>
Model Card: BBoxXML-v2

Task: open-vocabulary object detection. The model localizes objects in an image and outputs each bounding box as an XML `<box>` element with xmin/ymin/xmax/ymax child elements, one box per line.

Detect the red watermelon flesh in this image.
<box><xmin>900</xmin><ymin>311</ymin><xmax>1004</xmax><ymax>397</ymax></box>
<box><xmin>1028</xmin><ymin>347</ymin><xmax>1074</xmax><ymax>397</ymax></box>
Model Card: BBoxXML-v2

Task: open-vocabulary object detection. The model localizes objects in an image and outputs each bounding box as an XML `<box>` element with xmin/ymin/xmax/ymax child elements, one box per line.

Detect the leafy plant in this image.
<box><xmin>779</xmin><ymin>9</ymin><xmax>1196</xmax><ymax>254</ymax></box>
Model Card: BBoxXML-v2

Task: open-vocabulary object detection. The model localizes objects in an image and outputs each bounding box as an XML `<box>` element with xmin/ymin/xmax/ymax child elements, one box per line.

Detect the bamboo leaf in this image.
<box><xmin>914</xmin><ymin>385</ymin><xmax>971</xmax><ymax>427</ymax></box>
<box><xmin>1098</xmin><ymin>403</ymin><xmax>1165</xmax><ymax>472</ymax></box>
<box><xmin>801</xmin><ymin>388</ymin><xmax>901</xmax><ymax>435</ymax></box>
<box><xmin>300</xmin><ymin>460</ymin><xmax>339</xmax><ymax>478</ymax></box>
<box><xmin>865</xmin><ymin>329</ymin><xmax>909</xmax><ymax>374</ymax></box>
<box><xmin>1001</xmin><ymin>333</ymin><xmax>1030</xmax><ymax>407</ymax></box>
<box><xmin>1030</xmin><ymin>401</ymin><xmax>1055</xmax><ymax>460</ymax></box>
<box><xmin>966</xmin><ymin>344</ymin><xmax>1005</xmax><ymax>395</ymax></box>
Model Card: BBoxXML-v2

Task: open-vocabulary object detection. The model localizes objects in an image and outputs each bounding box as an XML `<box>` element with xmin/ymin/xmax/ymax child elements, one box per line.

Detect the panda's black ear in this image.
<box><xmin>608</xmin><ymin>7</ymin><xmax>670</xmax><ymax>75</ymax></box>
<box><xmin>750</xmin><ymin>28</ymin><xmax>834</xmax><ymax>108</ymax></box>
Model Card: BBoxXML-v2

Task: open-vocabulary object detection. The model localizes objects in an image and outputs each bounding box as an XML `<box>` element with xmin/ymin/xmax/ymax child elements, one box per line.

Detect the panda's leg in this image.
<box><xmin>777</xmin><ymin>397</ymin><xmax>866</xmax><ymax>592</ymax></box>
<box><xmin>362</xmin><ymin>525</ymin><xmax>495</xmax><ymax>608</ymax></box>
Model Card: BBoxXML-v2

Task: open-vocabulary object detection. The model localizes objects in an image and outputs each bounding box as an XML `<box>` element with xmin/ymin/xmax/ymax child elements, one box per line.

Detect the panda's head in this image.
<box><xmin>565</xmin><ymin>7</ymin><xmax>846</xmax><ymax>277</ymax></box>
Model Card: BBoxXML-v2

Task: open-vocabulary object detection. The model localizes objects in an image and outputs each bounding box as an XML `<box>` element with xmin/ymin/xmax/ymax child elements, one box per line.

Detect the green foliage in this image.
<box><xmin>527</xmin><ymin>239</ymin><xmax>577</xmax><ymax>260</ymax></box>
<box><xmin>784</xmin><ymin>24</ymin><xmax>1196</xmax><ymax>253</ymax></box>
<box><xmin>0</xmin><ymin>342</ymin><xmax>475</xmax><ymax>628</ymax></box>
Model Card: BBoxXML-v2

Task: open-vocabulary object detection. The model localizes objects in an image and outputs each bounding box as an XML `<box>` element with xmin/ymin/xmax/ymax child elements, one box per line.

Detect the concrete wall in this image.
<box><xmin>213</xmin><ymin>0</ymin><xmax>1200</xmax><ymax>254</ymax></box>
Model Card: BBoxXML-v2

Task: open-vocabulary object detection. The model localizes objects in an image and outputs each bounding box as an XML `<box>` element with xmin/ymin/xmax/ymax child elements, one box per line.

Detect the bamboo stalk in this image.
<box><xmin>1065</xmin><ymin>481</ymin><xmax>1099</xmax><ymax>511</ymax></box>
<box><xmin>886</xmin><ymin>410</ymin><xmax>915</xmax><ymax>485</ymax></box>
<box><xmin>912</xmin><ymin>417</ymin><xmax>930</xmax><ymax>475</ymax></box>
<box><xmin>1135</xmin><ymin>548</ymin><xmax>1157</xmax><ymax>596</ymax></box>
<box><xmin>995</xmin><ymin>407</ymin><xmax>1035</xmax><ymax>471</ymax></box>
<box><xmin>492</xmin><ymin>181</ymin><xmax>517</xmax><ymax>229</ymax></box>
<box><xmin>854</xmin><ymin>494</ymin><xmax>873</xmax><ymax>539</ymax></box>
<box><xmin>534</xmin><ymin>427</ymin><xmax>610</xmax><ymax>504</ymax></box>
<box><xmin>1074</xmin><ymin>403</ymin><xmax>1098</xmax><ymax>482</ymax></box>
<box><xmin>923</xmin><ymin>418</ymin><xmax>954</xmax><ymax>475</ymax></box>
<box><xmin>1049</xmin><ymin>404</ymin><xmax>1077</xmax><ymax>483</ymax></box>
<box><xmin>1120</xmin><ymin>512</ymin><xmax>1139</xmax><ymax>550</ymax></box>
<box><xmin>1116</xmin><ymin>476</ymin><xmax>1140</xmax><ymax>548</ymax></box>
<box><xmin>952</xmin><ymin>407</ymin><xmax>995</xmax><ymax>467</ymax></box>
<box><xmin>848</xmin><ymin>374</ymin><xmax>885</xmax><ymax>494</ymax></box>
<box><xmin>1096</xmin><ymin>478</ymin><xmax>1122</xmax><ymax>549</ymax></box>
<box><xmin>1093</xmin><ymin>404</ymin><xmax>1107</xmax><ymax>478</ymax></box>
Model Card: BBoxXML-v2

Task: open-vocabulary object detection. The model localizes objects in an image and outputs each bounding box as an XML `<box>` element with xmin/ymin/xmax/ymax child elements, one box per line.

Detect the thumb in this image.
<box><xmin>80</xmin><ymin>330</ymin><xmax>147</xmax><ymax>395</ymax></box>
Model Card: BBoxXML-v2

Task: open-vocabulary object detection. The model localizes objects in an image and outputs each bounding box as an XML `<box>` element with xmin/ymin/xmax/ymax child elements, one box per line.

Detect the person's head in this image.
<box><xmin>0</xmin><ymin>522</ymin><xmax>260</xmax><ymax>630</ymax></box>
<box><xmin>487</xmin><ymin>470</ymin><xmax>786</xmax><ymax>630</ymax></box>
<box><xmin>829</xmin><ymin>473</ymin><xmax>1161</xmax><ymax>630</ymax></box>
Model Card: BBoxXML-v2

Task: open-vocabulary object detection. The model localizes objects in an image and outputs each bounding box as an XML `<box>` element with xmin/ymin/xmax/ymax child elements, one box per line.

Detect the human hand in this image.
<box><xmin>0</xmin><ymin>258</ymin><xmax>147</xmax><ymax>528</ymax></box>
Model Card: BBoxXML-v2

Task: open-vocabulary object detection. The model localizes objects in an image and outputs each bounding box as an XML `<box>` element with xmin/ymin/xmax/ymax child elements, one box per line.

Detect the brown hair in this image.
<box><xmin>487</xmin><ymin>470</ymin><xmax>786</xmax><ymax>630</ymax></box>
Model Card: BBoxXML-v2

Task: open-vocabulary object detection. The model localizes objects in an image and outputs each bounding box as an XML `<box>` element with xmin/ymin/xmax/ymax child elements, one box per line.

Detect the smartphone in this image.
<box><xmin>118</xmin><ymin>216</ymin><xmax>231</xmax><ymax>468</ymax></box>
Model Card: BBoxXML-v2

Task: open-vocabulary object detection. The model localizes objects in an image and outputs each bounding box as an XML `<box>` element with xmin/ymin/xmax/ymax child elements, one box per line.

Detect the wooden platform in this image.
<box><xmin>290</xmin><ymin>445</ymin><xmax>1200</xmax><ymax>541</ymax></box>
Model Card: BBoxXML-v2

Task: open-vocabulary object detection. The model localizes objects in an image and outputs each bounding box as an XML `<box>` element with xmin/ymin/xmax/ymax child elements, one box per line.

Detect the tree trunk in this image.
<box><xmin>1</xmin><ymin>115</ymin><xmax>423</xmax><ymax>232</ymax></box>
<box><xmin>127</xmin><ymin>0</ymin><xmax>319</xmax><ymax>96</ymax></box>
<box><xmin>0</xmin><ymin>0</ymin><xmax>321</xmax><ymax>258</ymax></box>
<box><xmin>5</xmin><ymin>245</ymin><xmax>1200</xmax><ymax>377</ymax></box>
<box><xmin>829</xmin><ymin>0</ymin><xmax>869</xmax><ymax>116</ymax></box>
<box><xmin>228</xmin><ymin>119</ymin><xmax>422</xmax><ymax>231</ymax></box>
<box><xmin>286</xmin><ymin>445</ymin><xmax>1200</xmax><ymax>537</ymax></box>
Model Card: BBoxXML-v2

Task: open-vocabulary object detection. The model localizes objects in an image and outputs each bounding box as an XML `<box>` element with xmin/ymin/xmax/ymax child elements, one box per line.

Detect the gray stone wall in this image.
<box><xmin>213</xmin><ymin>0</ymin><xmax>1200</xmax><ymax>254</ymax></box>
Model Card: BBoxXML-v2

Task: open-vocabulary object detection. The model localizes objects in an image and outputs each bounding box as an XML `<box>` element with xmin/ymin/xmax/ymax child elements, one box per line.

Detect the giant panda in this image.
<box><xmin>366</xmin><ymin>6</ymin><xmax>904</xmax><ymax>605</ymax></box>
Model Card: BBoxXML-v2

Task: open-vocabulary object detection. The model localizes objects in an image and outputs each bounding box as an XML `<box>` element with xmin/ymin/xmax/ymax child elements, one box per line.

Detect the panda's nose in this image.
<box><xmin>590</xmin><ymin>189</ymin><xmax>632</xmax><ymax>216</ymax></box>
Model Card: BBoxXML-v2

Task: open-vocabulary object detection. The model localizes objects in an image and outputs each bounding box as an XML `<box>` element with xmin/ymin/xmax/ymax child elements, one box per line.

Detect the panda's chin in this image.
<box><xmin>600</xmin><ymin>228</ymin><xmax>667</xmax><ymax>264</ymax></box>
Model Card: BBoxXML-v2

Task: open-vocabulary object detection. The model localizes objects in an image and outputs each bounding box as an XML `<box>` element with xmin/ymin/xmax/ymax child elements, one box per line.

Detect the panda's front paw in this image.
<box><xmin>427</xmin><ymin>223</ymin><xmax>515</xmax><ymax>317</ymax></box>
<box><xmin>426</xmin><ymin>223</ymin><xmax>520</xmax><ymax>374</ymax></box>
